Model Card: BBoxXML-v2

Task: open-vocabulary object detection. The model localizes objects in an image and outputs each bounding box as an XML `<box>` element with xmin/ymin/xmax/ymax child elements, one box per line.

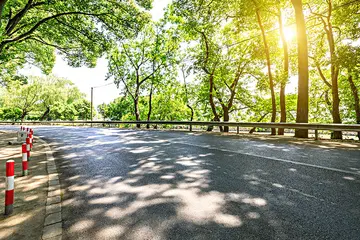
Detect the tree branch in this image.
<box><xmin>6</xmin><ymin>0</ymin><xmax>34</xmax><ymax>35</ymax></box>
<box><xmin>228</xmin><ymin>61</ymin><xmax>248</xmax><ymax>109</ymax></box>
<box><xmin>54</xmin><ymin>18</ymin><xmax>97</xmax><ymax>43</ymax></box>
<box><xmin>29</xmin><ymin>37</ymin><xmax>77</xmax><ymax>55</ymax></box>
<box><xmin>195</xmin><ymin>29</ymin><xmax>211</xmax><ymax>75</ymax></box>
<box><xmin>121</xmin><ymin>42</ymin><xmax>138</xmax><ymax>70</ymax></box>
<box><xmin>213</xmin><ymin>84</ymin><xmax>226</xmax><ymax>109</ymax></box>
<box><xmin>111</xmin><ymin>56</ymin><xmax>135</xmax><ymax>101</ymax></box>
<box><xmin>315</xmin><ymin>61</ymin><xmax>332</xmax><ymax>88</ymax></box>
<box><xmin>0</xmin><ymin>0</ymin><xmax>9</xmax><ymax>27</ymax></box>
<box><xmin>139</xmin><ymin>62</ymin><xmax>166</xmax><ymax>86</ymax></box>
<box><xmin>1</xmin><ymin>11</ymin><xmax>108</xmax><ymax>52</ymax></box>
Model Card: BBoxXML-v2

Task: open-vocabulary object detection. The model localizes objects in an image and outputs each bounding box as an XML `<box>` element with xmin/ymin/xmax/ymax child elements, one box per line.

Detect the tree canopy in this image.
<box><xmin>0</xmin><ymin>0</ymin><xmax>151</xmax><ymax>84</ymax></box>
<box><xmin>0</xmin><ymin>75</ymin><xmax>92</xmax><ymax>121</ymax></box>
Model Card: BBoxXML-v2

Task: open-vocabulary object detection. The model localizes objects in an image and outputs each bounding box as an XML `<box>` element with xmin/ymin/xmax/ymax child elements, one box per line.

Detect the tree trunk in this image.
<box><xmin>292</xmin><ymin>0</ymin><xmax>309</xmax><ymax>138</ymax></box>
<box><xmin>182</xmin><ymin>66</ymin><xmax>194</xmax><ymax>131</ymax></box>
<box><xmin>21</xmin><ymin>110</ymin><xmax>27</xmax><ymax>122</ymax></box>
<box><xmin>325</xmin><ymin>3</ymin><xmax>342</xmax><ymax>139</ymax></box>
<box><xmin>209</xmin><ymin>72</ymin><xmax>223</xmax><ymax>132</ymax></box>
<box><xmin>348</xmin><ymin>74</ymin><xmax>360</xmax><ymax>140</ymax></box>
<box><xmin>278</xmin><ymin>10</ymin><xmax>288</xmax><ymax>135</ymax></box>
<box><xmin>134</xmin><ymin>86</ymin><xmax>140</xmax><ymax>128</ymax></box>
<box><xmin>40</xmin><ymin>106</ymin><xmax>50</xmax><ymax>121</ymax></box>
<box><xmin>331</xmin><ymin>67</ymin><xmax>342</xmax><ymax>139</ymax></box>
<box><xmin>135</xmin><ymin>99</ymin><xmax>140</xmax><ymax>128</ymax></box>
<box><xmin>223</xmin><ymin>106</ymin><xmax>229</xmax><ymax>132</ymax></box>
<box><xmin>146</xmin><ymin>83</ymin><xmax>153</xmax><ymax>129</ymax></box>
<box><xmin>255</xmin><ymin>6</ymin><xmax>276</xmax><ymax>135</ymax></box>
<box><xmin>323</xmin><ymin>90</ymin><xmax>331</xmax><ymax>106</ymax></box>
<box><xmin>187</xmin><ymin>104</ymin><xmax>194</xmax><ymax>131</ymax></box>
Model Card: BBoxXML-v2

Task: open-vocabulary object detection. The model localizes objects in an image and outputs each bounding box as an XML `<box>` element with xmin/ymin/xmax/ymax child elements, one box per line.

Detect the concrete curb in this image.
<box><xmin>38</xmin><ymin>138</ymin><xmax>63</xmax><ymax>240</ymax></box>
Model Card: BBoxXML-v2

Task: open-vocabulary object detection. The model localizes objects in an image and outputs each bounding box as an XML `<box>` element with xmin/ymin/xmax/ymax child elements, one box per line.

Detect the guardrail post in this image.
<box><xmin>5</xmin><ymin>160</ymin><xmax>15</xmax><ymax>215</ymax></box>
<box><xmin>237</xmin><ymin>126</ymin><xmax>239</xmax><ymax>134</ymax></box>
<box><xmin>315</xmin><ymin>129</ymin><xmax>319</xmax><ymax>140</ymax></box>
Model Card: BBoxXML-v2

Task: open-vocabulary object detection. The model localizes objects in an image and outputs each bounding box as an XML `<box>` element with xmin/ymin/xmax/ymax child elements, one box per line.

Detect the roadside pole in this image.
<box><xmin>26</xmin><ymin>137</ymin><xmax>31</xmax><ymax>161</ymax></box>
<box><xmin>5</xmin><ymin>160</ymin><xmax>15</xmax><ymax>215</ymax></box>
<box><xmin>22</xmin><ymin>144</ymin><xmax>28</xmax><ymax>176</ymax></box>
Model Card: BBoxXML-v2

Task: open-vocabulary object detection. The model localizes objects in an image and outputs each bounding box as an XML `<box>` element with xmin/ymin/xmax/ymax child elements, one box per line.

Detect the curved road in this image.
<box><xmin>2</xmin><ymin>126</ymin><xmax>360</xmax><ymax>239</ymax></box>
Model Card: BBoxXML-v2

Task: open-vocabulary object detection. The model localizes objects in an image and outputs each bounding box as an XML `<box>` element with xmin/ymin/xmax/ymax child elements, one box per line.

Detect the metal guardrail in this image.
<box><xmin>1</xmin><ymin>120</ymin><xmax>360</xmax><ymax>135</ymax></box>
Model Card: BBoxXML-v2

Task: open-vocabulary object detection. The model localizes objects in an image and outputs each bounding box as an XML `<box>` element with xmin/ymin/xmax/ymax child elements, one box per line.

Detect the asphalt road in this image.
<box><xmin>2</xmin><ymin>126</ymin><xmax>360</xmax><ymax>240</ymax></box>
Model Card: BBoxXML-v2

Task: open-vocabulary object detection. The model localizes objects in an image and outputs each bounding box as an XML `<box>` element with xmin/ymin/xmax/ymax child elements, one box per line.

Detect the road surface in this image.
<box><xmin>1</xmin><ymin>126</ymin><xmax>360</xmax><ymax>239</ymax></box>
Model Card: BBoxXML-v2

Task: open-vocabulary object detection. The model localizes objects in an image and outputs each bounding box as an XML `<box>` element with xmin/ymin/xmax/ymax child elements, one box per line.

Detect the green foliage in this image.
<box><xmin>0</xmin><ymin>75</ymin><xmax>91</xmax><ymax>120</ymax></box>
<box><xmin>97</xmin><ymin>97</ymin><xmax>134</xmax><ymax>121</ymax></box>
<box><xmin>0</xmin><ymin>0</ymin><xmax>151</xmax><ymax>85</ymax></box>
<box><xmin>107</xmin><ymin>22</ymin><xmax>180</xmax><ymax>121</ymax></box>
<box><xmin>0</xmin><ymin>107</ymin><xmax>22</xmax><ymax>121</ymax></box>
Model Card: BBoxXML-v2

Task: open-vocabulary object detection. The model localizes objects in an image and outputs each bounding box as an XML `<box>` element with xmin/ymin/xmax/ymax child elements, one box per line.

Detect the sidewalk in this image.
<box><xmin>0</xmin><ymin>131</ymin><xmax>48</xmax><ymax>240</ymax></box>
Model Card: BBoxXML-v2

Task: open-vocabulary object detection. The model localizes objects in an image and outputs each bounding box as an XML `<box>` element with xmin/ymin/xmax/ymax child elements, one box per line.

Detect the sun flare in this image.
<box><xmin>283</xmin><ymin>26</ymin><xmax>296</xmax><ymax>42</ymax></box>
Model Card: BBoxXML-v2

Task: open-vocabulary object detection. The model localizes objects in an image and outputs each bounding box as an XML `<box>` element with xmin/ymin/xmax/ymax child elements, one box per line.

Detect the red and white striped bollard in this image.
<box><xmin>22</xmin><ymin>143</ymin><xmax>28</xmax><ymax>176</ymax></box>
<box><xmin>26</xmin><ymin>137</ymin><xmax>31</xmax><ymax>161</ymax></box>
<box><xmin>28</xmin><ymin>132</ymin><xmax>33</xmax><ymax>150</ymax></box>
<box><xmin>5</xmin><ymin>160</ymin><xmax>15</xmax><ymax>215</ymax></box>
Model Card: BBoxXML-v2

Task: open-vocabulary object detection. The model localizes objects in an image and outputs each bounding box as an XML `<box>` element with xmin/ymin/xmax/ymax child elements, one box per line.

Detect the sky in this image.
<box><xmin>21</xmin><ymin>0</ymin><xmax>172</xmax><ymax>108</ymax></box>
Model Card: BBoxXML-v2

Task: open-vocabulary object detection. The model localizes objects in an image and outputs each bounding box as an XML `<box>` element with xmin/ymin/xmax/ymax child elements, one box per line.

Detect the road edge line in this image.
<box><xmin>38</xmin><ymin>138</ymin><xmax>63</xmax><ymax>240</ymax></box>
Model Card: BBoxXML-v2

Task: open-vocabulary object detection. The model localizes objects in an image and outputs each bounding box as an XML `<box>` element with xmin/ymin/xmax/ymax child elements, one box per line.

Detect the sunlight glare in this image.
<box><xmin>283</xmin><ymin>26</ymin><xmax>296</xmax><ymax>42</ymax></box>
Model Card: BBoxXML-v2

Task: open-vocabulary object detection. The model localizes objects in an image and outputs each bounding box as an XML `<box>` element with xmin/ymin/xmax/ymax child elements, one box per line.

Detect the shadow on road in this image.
<box><xmin>36</xmin><ymin>128</ymin><xmax>360</xmax><ymax>240</ymax></box>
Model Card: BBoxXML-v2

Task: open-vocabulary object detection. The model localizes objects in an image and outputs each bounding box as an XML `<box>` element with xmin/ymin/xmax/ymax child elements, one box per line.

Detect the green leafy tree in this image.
<box><xmin>0</xmin><ymin>0</ymin><xmax>151</xmax><ymax>84</ymax></box>
<box><xmin>2</xmin><ymin>78</ymin><xmax>42</xmax><ymax>121</ymax></box>
<box><xmin>107</xmin><ymin>22</ymin><xmax>179</xmax><ymax>127</ymax></box>
<box><xmin>0</xmin><ymin>75</ymin><xmax>92</xmax><ymax>120</ymax></box>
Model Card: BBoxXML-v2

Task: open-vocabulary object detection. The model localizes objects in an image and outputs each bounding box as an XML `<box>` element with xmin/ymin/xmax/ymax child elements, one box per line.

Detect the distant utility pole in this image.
<box><xmin>90</xmin><ymin>83</ymin><xmax>113</xmax><ymax>128</ymax></box>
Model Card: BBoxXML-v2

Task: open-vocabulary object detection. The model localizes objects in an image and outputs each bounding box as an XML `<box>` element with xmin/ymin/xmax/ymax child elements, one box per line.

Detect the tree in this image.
<box><xmin>277</xmin><ymin>2</ymin><xmax>289</xmax><ymax>135</ymax></box>
<box><xmin>0</xmin><ymin>0</ymin><xmax>151</xmax><ymax>85</ymax></box>
<box><xmin>36</xmin><ymin>75</ymin><xmax>74</xmax><ymax>120</ymax></box>
<box><xmin>0</xmin><ymin>75</ymin><xmax>91</xmax><ymax>121</ymax></box>
<box><xmin>97</xmin><ymin>103</ymin><xmax>109</xmax><ymax>121</ymax></box>
<box><xmin>252</xmin><ymin>0</ymin><xmax>277</xmax><ymax>135</ymax></box>
<box><xmin>2</xmin><ymin>78</ymin><xmax>42</xmax><ymax>121</ymax></box>
<box><xmin>97</xmin><ymin>96</ymin><xmax>135</xmax><ymax>121</ymax></box>
<box><xmin>309</xmin><ymin>0</ymin><xmax>343</xmax><ymax>138</ymax></box>
<box><xmin>107</xmin><ymin>23</ymin><xmax>179</xmax><ymax>128</ymax></box>
<box><xmin>292</xmin><ymin>0</ymin><xmax>309</xmax><ymax>138</ymax></box>
<box><xmin>180</xmin><ymin>61</ymin><xmax>195</xmax><ymax>130</ymax></box>
<box><xmin>171</xmin><ymin>0</ymin><xmax>257</xmax><ymax>132</ymax></box>
<box><xmin>0</xmin><ymin>107</ymin><xmax>22</xmax><ymax>121</ymax></box>
<box><xmin>338</xmin><ymin>45</ymin><xmax>360</xmax><ymax>139</ymax></box>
